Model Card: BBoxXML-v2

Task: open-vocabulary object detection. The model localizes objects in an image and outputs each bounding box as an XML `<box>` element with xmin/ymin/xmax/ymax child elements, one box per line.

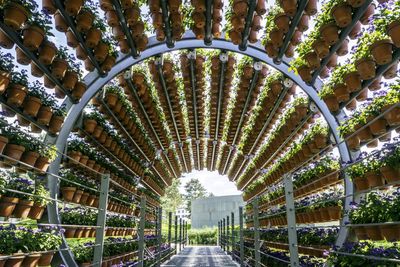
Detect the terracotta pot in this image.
<box><xmin>380</xmin><ymin>225</ymin><xmax>400</xmax><ymax>242</ymax></box>
<box><xmin>0</xmin><ymin>70</ymin><xmax>10</xmax><ymax>95</ymax></box>
<box><xmin>371</xmin><ymin>40</ymin><xmax>393</xmax><ymax>65</ymax></box>
<box><xmin>23</xmin><ymin>96</ymin><xmax>42</xmax><ymax>117</ymax></box>
<box><xmin>349</xmin><ymin>21</ymin><xmax>362</xmax><ymax>40</ymax></box>
<box><xmin>100</xmin><ymin>0</ymin><xmax>114</xmax><ymax>11</ymax></box>
<box><xmin>365</xmin><ymin>171</ymin><xmax>384</xmax><ymax>188</ymax></box>
<box><xmin>0</xmin><ymin>196</ymin><xmax>19</xmax><ymax>217</ymax></box>
<box><xmin>280</xmin><ymin>0</ymin><xmax>297</xmax><ymax>17</ymax></box>
<box><xmin>353</xmin><ymin>226</ymin><xmax>368</xmax><ymax>240</ymax></box>
<box><xmin>256</xmin><ymin>0</ymin><xmax>266</xmax><ymax>15</ymax></box>
<box><xmin>23</xmin><ymin>25</ymin><xmax>45</xmax><ymax>51</ymax></box>
<box><xmin>76</xmin><ymin>10</ymin><xmax>94</xmax><ymax>33</ymax></box>
<box><xmin>0</xmin><ymin>136</ymin><xmax>8</xmax><ymax>154</ymax></box>
<box><xmin>353</xmin><ymin>176</ymin><xmax>368</xmax><ymax>191</ymax></box>
<box><xmin>48</xmin><ymin>115</ymin><xmax>64</xmax><ymax>134</ymax></box>
<box><xmin>85</xmin><ymin>28</ymin><xmax>102</xmax><ymax>49</ymax></box>
<box><xmin>381</xmin><ymin>165</ymin><xmax>400</xmax><ymax>184</ymax></box>
<box><xmin>274</xmin><ymin>14</ymin><xmax>290</xmax><ymax>33</ymax></box>
<box><xmin>369</xmin><ymin>79</ymin><xmax>382</xmax><ymax>91</ymax></box>
<box><xmin>383</xmin><ymin>105</ymin><xmax>400</xmax><ymax>126</ymax></box>
<box><xmin>38</xmin><ymin>41</ymin><xmax>56</xmax><ymax>65</ymax></box>
<box><xmin>51</xmin><ymin>58</ymin><xmax>68</xmax><ymax>79</ymax></box>
<box><xmin>64</xmin><ymin>0</ymin><xmax>84</xmax><ymax>16</ymax></box>
<box><xmin>64</xmin><ymin>228</ymin><xmax>76</xmax><ymax>238</ymax></box>
<box><xmin>6</xmin><ymin>83</ymin><xmax>27</xmax><ymax>107</ymax></box>
<box><xmin>337</xmin><ymin>38</ymin><xmax>349</xmax><ymax>56</ymax></box>
<box><xmin>290</xmin><ymin>30</ymin><xmax>302</xmax><ymax>46</ymax></box>
<box><xmin>356</xmin><ymin>58</ymin><xmax>376</xmax><ymax>80</ymax></box>
<box><xmin>72</xmin><ymin>81</ymin><xmax>87</xmax><ymax>100</ymax></box>
<box><xmin>101</xmin><ymin>55</ymin><xmax>116</xmax><ymax>73</ymax></box>
<box><xmin>22</xmin><ymin>254</ymin><xmax>41</xmax><ymax>267</ymax></box>
<box><xmin>356</xmin><ymin>88</ymin><xmax>368</xmax><ymax>101</ymax></box>
<box><xmin>126</xmin><ymin>7</ymin><xmax>140</xmax><ymax>25</ymax></box>
<box><xmin>54</xmin><ymin>11</ymin><xmax>68</xmax><ymax>32</ymax></box>
<box><xmin>3</xmin><ymin>3</ymin><xmax>29</xmax><ymax>30</ymax></box>
<box><xmin>344</xmin><ymin>71</ymin><xmax>361</xmax><ymax>92</ymax></box>
<box><xmin>304</xmin><ymin>52</ymin><xmax>320</xmax><ymax>70</ymax></box>
<box><xmin>265</xmin><ymin>42</ymin><xmax>278</xmax><ymax>58</ymax></box>
<box><xmin>331</xmin><ymin>4</ymin><xmax>352</xmax><ymax>28</ymax></box>
<box><xmin>62</xmin><ymin>71</ymin><xmax>79</xmax><ymax>91</ymax></box>
<box><xmin>38</xmin><ymin>251</ymin><xmax>55</xmax><ymax>266</ymax></box>
<box><xmin>383</xmin><ymin>62</ymin><xmax>398</xmax><ymax>79</ymax></box>
<box><xmin>61</xmin><ymin>187</ymin><xmax>76</xmax><ymax>201</ymax></box>
<box><xmin>297</xmin><ymin>65</ymin><xmax>312</xmax><ymax>83</ymax></box>
<box><xmin>365</xmin><ymin>225</ymin><xmax>382</xmax><ymax>240</ymax></box>
<box><xmin>4</xmin><ymin>143</ymin><xmax>26</xmax><ymax>163</ymax></box>
<box><xmin>35</xmin><ymin>156</ymin><xmax>51</xmax><ymax>173</ymax></box>
<box><xmin>360</xmin><ymin>3</ymin><xmax>375</xmax><ymax>25</ymax></box>
<box><xmin>106</xmin><ymin>10</ymin><xmax>118</xmax><ymax>27</ymax></box>
<box><xmin>320</xmin><ymin>23</ymin><xmax>339</xmax><ymax>45</ymax></box>
<box><xmin>20</xmin><ymin>150</ymin><xmax>40</xmax><ymax>168</ymax></box>
<box><xmin>312</xmin><ymin>39</ymin><xmax>329</xmax><ymax>58</ymax></box>
<box><xmin>72</xmin><ymin>189</ymin><xmax>84</xmax><ymax>203</ymax></box>
<box><xmin>333</xmin><ymin>83</ymin><xmax>349</xmax><ymax>103</ymax></box>
<box><xmin>42</xmin><ymin>0</ymin><xmax>56</xmax><ymax>14</ymax></box>
<box><xmin>369</xmin><ymin>118</ymin><xmax>387</xmax><ymax>136</ymax></box>
<box><xmin>388</xmin><ymin>21</ymin><xmax>400</xmax><ymax>48</ymax></box>
<box><xmin>270</xmin><ymin>29</ymin><xmax>284</xmax><ymax>48</ymax></box>
<box><xmin>305</xmin><ymin>0</ymin><xmax>317</xmax><ymax>15</ymax></box>
<box><xmin>37</xmin><ymin>105</ymin><xmax>53</xmax><ymax>125</ymax></box>
<box><xmin>0</xmin><ymin>29</ymin><xmax>14</xmax><ymax>49</ymax></box>
<box><xmin>28</xmin><ymin>204</ymin><xmax>45</xmax><ymax>220</ymax></box>
<box><xmin>327</xmin><ymin>206</ymin><xmax>342</xmax><ymax>221</ymax></box>
<box><xmin>5</xmin><ymin>254</ymin><xmax>25</xmax><ymax>267</ymax></box>
<box><xmin>233</xmin><ymin>0</ymin><xmax>248</xmax><ymax>17</ymax></box>
<box><xmin>285</xmin><ymin>43</ymin><xmax>295</xmax><ymax>58</ymax></box>
<box><xmin>94</xmin><ymin>42</ymin><xmax>109</xmax><ymax>63</ymax></box>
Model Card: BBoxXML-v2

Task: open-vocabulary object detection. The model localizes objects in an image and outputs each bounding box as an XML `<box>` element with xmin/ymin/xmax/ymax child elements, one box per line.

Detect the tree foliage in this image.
<box><xmin>160</xmin><ymin>178</ymin><xmax>183</xmax><ymax>216</ymax></box>
<box><xmin>183</xmin><ymin>178</ymin><xmax>208</xmax><ymax>213</ymax></box>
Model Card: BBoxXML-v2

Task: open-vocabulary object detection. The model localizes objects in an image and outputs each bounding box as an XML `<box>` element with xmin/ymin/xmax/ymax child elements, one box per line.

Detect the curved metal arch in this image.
<box><xmin>45</xmin><ymin>31</ymin><xmax>353</xmax><ymax>266</ymax></box>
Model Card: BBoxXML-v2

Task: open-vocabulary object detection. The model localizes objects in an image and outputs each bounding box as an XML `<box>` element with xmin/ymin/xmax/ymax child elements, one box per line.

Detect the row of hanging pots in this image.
<box><xmin>0</xmin><ymin>251</ymin><xmax>55</xmax><ymax>267</ymax></box>
<box><xmin>143</xmin><ymin>175</ymin><xmax>164</xmax><ymax>197</ymax></box>
<box><xmin>105</xmin><ymin>227</ymin><xmax>136</xmax><ymax>237</ymax></box>
<box><xmin>263</xmin><ymin>241</ymin><xmax>328</xmax><ymax>258</ymax></box>
<box><xmin>0</xmin><ymin>195</ymin><xmax>46</xmax><ymax>220</ymax></box>
<box><xmin>149</xmin><ymin>0</ymin><xmax>184</xmax><ymax>41</ymax></box>
<box><xmin>191</xmin><ymin>0</ymin><xmax>223</xmax><ymax>39</ymax></box>
<box><xmin>294</xmin><ymin>171</ymin><xmax>341</xmax><ymax>198</ymax></box>
<box><xmin>353</xmin><ymin>224</ymin><xmax>400</xmax><ymax>241</ymax></box>
<box><xmin>64</xmin><ymin>226</ymin><xmax>97</xmax><ymax>239</ymax></box>
<box><xmin>297</xmin><ymin>206</ymin><xmax>342</xmax><ymax>224</ymax></box>
<box><xmin>61</xmin><ymin>186</ymin><xmax>100</xmax><ymax>207</ymax></box>
<box><xmin>353</xmin><ymin>167</ymin><xmax>400</xmax><ymax>192</ymax></box>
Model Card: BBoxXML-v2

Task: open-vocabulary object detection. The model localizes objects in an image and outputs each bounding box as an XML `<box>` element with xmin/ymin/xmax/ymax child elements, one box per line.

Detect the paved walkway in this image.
<box><xmin>161</xmin><ymin>246</ymin><xmax>239</xmax><ymax>267</ymax></box>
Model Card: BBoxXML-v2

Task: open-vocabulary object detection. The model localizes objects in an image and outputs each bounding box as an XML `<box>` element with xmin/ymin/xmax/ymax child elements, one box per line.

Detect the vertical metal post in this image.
<box><xmin>231</xmin><ymin>211</ymin><xmax>234</xmax><ymax>255</ymax></box>
<box><xmin>226</xmin><ymin>215</ymin><xmax>230</xmax><ymax>253</ymax></box>
<box><xmin>179</xmin><ymin>218</ymin><xmax>183</xmax><ymax>252</ymax></box>
<box><xmin>138</xmin><ymin>197</ymin><xmax>146</xmax><ymax>267</ymax></box>
<box><xmin>284</xmin><ymin>174</ymin><xmax>299</xmax><ymax>266</ymax></box>
<box><xmin>174</xmin><ymin>215</ymin><xmax>178</xmax><ymax>253</ymax></box>
<box><xmin>239</xmin><ymin>207</ymin><xmax>244</xmax><ymax>267</ymax></box>
<box><xmin>184</xmin><ymin>221</ymin><xmax>187</xmax><ymax>247</ymax></box>
<box><xmin>156</xmin><ymin>207</ymin><xmax>162</xmax><ymax>266</ymax></box>
<box><xmin>253</xmin><ymin>198</ymin><xmax>260</xmax><ymax>267</ymax></box>
<box><xmin>222</xmin><ymin>218</ymin><xmax>226</xmax><ymax>251</ymax></box>
<box><xmin>92</xmin><ymin>174</ymin><xmax>110</xmax><ymax>267</ymax></box>
<box><xmin>218</xmin><ymin>221</ymin><xmax>221</xmax><ymax>246</ymax></box>
<box><xmin>168</xmin><ymin>212</ymin><xmax>172</xmax><ymax>247</ymax></box>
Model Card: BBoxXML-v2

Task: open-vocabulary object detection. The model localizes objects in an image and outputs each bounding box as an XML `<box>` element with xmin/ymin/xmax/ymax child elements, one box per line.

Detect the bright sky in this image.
<box><xmin>178</xmin><ymin>170</ymin><xmax>242</xmax><ymax>196</ymax></box>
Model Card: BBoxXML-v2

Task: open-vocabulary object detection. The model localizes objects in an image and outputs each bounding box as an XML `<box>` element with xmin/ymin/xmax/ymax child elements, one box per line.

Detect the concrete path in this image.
<box><xmin>161</xmin><ymin>246</ymin><xmax>239</xmax><ymax>267</ymax></box>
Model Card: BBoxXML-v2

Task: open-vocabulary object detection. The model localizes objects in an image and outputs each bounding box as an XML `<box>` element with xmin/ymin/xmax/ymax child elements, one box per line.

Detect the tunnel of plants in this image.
<box><xmin>0</xmin><ymin>0</ymin><xmax>399</xmax><ymax>266</ymax></box>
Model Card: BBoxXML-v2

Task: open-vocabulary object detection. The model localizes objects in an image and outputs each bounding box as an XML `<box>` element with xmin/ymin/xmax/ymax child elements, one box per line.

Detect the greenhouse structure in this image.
<box><xmin>0</xmin><ymin>0</ymin><xmax>399</xmax><ymax>266</ymax></box>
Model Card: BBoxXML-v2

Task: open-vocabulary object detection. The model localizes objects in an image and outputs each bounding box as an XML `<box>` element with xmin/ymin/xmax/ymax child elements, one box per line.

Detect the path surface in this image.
<box><xmin>161</xmin><ymin>246</ymin><xmax>239</xmax><ymax>267</ymax></box>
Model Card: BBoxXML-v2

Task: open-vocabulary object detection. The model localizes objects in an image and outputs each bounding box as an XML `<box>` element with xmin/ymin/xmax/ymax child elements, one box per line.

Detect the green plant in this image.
<box><xmin>1</xmin><ymin>0</ymin><xmax>38</xmax><ymax>12</ymax></box>
<box><xmin>353</xmin><ymin>31</ymin><xmax>390</xmax><ymax>62</ymax></box>
<box><xmin>374</xmin><ymin>1</ymin><xmax>400</xmax><ymax>33</ymax></box>
<box><xmin>5</xmin><ymin>175</ymin><xmax>35</xmax><ymax>200</ymax></box>
<box><xmin>188</xmin><ymin>228</ymin><xmax>217</xmax><ymax>245</ymax></box>
<box><xmin>27</xmin><ymin>10</ymin><xmax>54</xmax><ymax>36</ymax></box>
<box><xmin>33</xmin><ymin>184</ymin><xmax>51</xmax><ymax>206</ymax></box>
<box><xmin>0</xmin><ymin>52</ymin><xmax>14</xmax><ymax>72</ymax></box>
<box><xmin>10</xmin><ymin>69</ymin><xmax>29</xmax><ymax>87</ymax></box>
<box><xmin>38</xmin><ymin>144</ymin><xmax>58</xmax><ymax>161</ymax></box>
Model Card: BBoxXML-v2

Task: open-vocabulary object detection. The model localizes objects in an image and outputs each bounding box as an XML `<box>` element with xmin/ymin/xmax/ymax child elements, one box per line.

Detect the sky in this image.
<box><xmin>178</xmin><ymin>170</ymin><xmax>242</xmax><ymax>196</ymax></box>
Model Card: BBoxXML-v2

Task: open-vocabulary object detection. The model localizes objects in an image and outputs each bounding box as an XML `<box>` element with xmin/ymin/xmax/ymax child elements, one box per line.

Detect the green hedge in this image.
<box><xmin>188</xmin><ymin>228</ymin><xmax>217</xmax><ymax>245</ymax></box>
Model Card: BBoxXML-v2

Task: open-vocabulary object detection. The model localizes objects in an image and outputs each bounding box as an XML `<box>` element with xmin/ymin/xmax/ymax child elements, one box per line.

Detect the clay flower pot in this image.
<box><xmin>42</xmin><ymin>0</ymin><xmax>57</xmax><ymax>14</ymax></box>
<box><xmin>0</xmin><ymin>70</ymin><xmax>11</xmax><ymax>95</ymax></box>
<box><xmin>38</xmin><ymin>252</ymin><xmax>55</xmax><ymax>266</ymax></box>
<box><xmin>333</xmin><ymin>83</ymin><xmax>349</xmax><ymax>103</ymax></box>
<box><xmin>365</xmin><ymin>171</ymin><xmax>384</xmax><ymax>188</ymax></box>
<box><xmin>35</xmin><ymin>156</ymin><xmax>51</xmax><ymax>173</ymax></box>
<box><xmin>305</xmin><ymin>0</ymin><xmax>317</xmax><ymax>15</ymax></box>
<box><xmin>6</xmin><ymin>84</ymin><xmax>27</xmax><ymax>107</ymax></box>
<box><xmin>106</xmin><ymin>10</ymin><xmax>119</xmax><ymax>27</ymax></box>
<box><xmin>13</xmin><ymin>199</ymin><xmax>34</xmax><ymax>219</ymax></box>
<box><xmin>380</xmin><ymin>165</ymin><xmax>400</xmax><ymax>184</ymax></box>
<box><xmin>356</xmin><ymin>58</ymin><xmax>376</xmax><ymax>80</ymax></box>
<box><xmin>0</xmin><ymin>196</ymin><xmax>19</xmax><ymax>217</ymax></box>
<box><xmin>3</xmin><ymin>3</ymin><xmax>29</xmax><ymax>30</ymax></box>
<box><xmin>37</xmin><ymin>105</ymin><xmax>53</xmax><ymax>125</ymax></box>
<box><xmin>51</xmin><ymin>58</ymin><xmax>68</xmax><ymax>79</ymax></box>
<box><xmin>353</xmin><ymin>176</ymin><xmax>368</xmax><ymax>191</ymax></box>
<box><xmin>304</xmin><ymin>52</ymin><xmax>320</xmax><ymax>70</ymax></box>
<box><xmin>383</xmin><ymin>62</ymin><xmax>398</xmax><ymax>79</ymax></box>
<box><xmin>369</xmin><ymin>118</ymin><xmax>387</xmax><ymax>136</ymax></box>
<box><xmin>64</xmin><ymin>0</ymin><xmax>84</xmax><ymax>16</ymax></box>
<box><xmin>16</xmin><ymin>47</ymin><xmax>31</xmax><ymax>65</ymax></box>
<box><xmin>331</xmin><ymin>4</ymin><xmax>352</xmax><ymax>28</ymax></box>
<box><xmin>312</xmin><ymin>39</ymin><xmax>329</xmax><ymax>58</ymax></box>
<box><xmin>270</xmin><ymin>29</ymin><xmax>284</xmax><ymax>48</ymax></box>
<box><xmin>38</xmin><ymin>41</ymin><xmax>57</xmax><ymax>65</ymax></box>
<box><xmin>297</xmin><ymin>65</ymin><xmax>312</xmax><ymax>83</ymax></box>
<box><xmin>100</xmin><ymin>0</ymin><xmax>114</xmax><ymax>11</ymax></box>
<box><xmin>23</xmin><ymin>25</ymin><xmax>45</xmax><ymax>51</ymax></box>
<box><xmin>280</xmin><ymin>0</ymin><xmax>297</xmax><ymax>17</ymax></box>
<box><xmin>28</xmin><ymin>204</ymin><xmax>46</xmax><ymax>220</ymax></box>
<box><xmin>0</xmin><ymin>135</ymin><xmax>8</xmax><ymax>155</ymax></box>
<box><xmin>94</xmin><ymin>42</ymin><xmax>109</xmax><ymax>63</ymax></box>
<box><xmin>233</xmin><ymin>0</ymin><xmax>248</xmax><ymax>17</ymax></box>
<box><xmin>54</xmin><ymin>11</ymin><xmax>68</xmax><ymax>32</ymax></box>
<box><xmin>388</xmin><ymin>21</ymin><xmax>400</xmax><ymax>48</ymax></box>
<box><xmin>360</xmin><ymin>3</ymin><xmax>375</xmax><ymax>25</ymax></box>
<box><xmin>49</xmin><ymin>115</ymin><xmax>65</xmax><ymax>134</ymax></box>
<box><xmin>365</xmin><ymin>225</ymin><xmax>382</xmax><ymax>240</ymax></box>
<box><xmin>76</xmin><ymin>10</ymin><xmax>94</xmax><ymax>33</ymax></box>
<box><xmin>72</xmin><ymin>81</ymin><xmax>87</xmax><ymax>100</ymax></box>
<box><xmin>320</xmin><ymin>23</ymin><xmax>339</xmax><ymax>45</ymax></box>
<box><xmin>298</xmin><ymin>14</ymin><xmax>309</xmax><ymax>32</ymax></box>
<box><xmin>265</xmin><ymin>42</ymin><xmax>278</xmax><ymax>58</ymax></box>
<box><xmin>383</xmin><ymin>104</ymin><xmax>400</xmax><ymax>126</ymax></box>
<box><xmin>5</xmin><ymin>254</ymin><xmax>25</xmax><ymax>267</ymax></box>
<box><xmin>349</xmin><ymin>21</ymin><xmax>362</xmax><ymax>39</ymax></box>
<box><xmin>62</xmin><ymin>71</ymin><xmax>79</xmax><ymax>91</ymax></box>
<box><xmin>23</xmin><ymin>96</ymin><xmax>42</xmax><ymax>117</ymax></box>
<box><xmin>344</xmin><ymin>71</ymin><xmax>361</xmax><ymax>92</ymax></box>
<box><xmin>85</xmin><ymin>28</ymin><xmax>102</xmax><ymax>49</ymax></box>
<box><xmin>0</xmin><ymin>29</ymin><xmax>14</xmax><ymax>49</ymax></box>
<box><xmin>20</xmin><ymin>150</ymin><xmax>40</xmax><ymax>168</ymax></box>
<box><xmin>371</xmin><ymin>40</ymin><xmax>393</xmax><ymax>65</ymax></box>
<box><xmin>101</xmin><ymin>55</ymin><xmax>116</xmax><ymax>73</ymax></box>
<box><xmin>274</xmin><ymin>14</ymin><xmax>290</xmax><ymax>33</ymax></box>
<box><xmin>337</xmin><ymin>38</ymin><xmax>349</xmax><ymax>56</ymax></box>
<box><xmin>61</xmin><ymin>187</ymin><xmax>77</xmax><ymax>201</ymax></box>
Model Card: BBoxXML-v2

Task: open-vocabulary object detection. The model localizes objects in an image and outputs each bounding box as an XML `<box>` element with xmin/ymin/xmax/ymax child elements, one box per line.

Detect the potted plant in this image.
<box><xmin>49</xmin><ymin>104</ymin><xmax>66</xmax><ymax>134</ymax></box>
<box><xmin>35</xmin><ymin>143</ymin><xmax>57</xmax><ymax>173</ymax></box>
<box><xmin>37</xmin><ymin>94</ymin><xmax>55</xmax><ymax>126</ymax></box>
<box><xmin>6</xmin><ymin>69</ymin><xmax>29</xmax><ymax>107</ymax></box>
<box><xmin>51</xmin><ymin>46</ymin><xmax>69</xmax><ymax>79</ymax></box>
<box><xmin>36</xmin><ymin>227</ymin><xmax>62</xmax><ymax>266</ymax></box>
<box><xmin>27</xmin><ymin>183</ymin><xmax>50</xmax><ymax>220</ymax></box>
<box><xmin>0</xmin><ymin>52</ymin><xmax>14</xmax><ymax>95</ymax></box>
<box><xmin>8</xmin><ymin>175</ymin><xmax>35</xmax><ymax>218</ymax></box>
<box><xmin>1</xmin><ymin>125</ymin><xmax>28</xmax><ymax>165</ymax></box>
<box><xmin>23</xmin><ymin>81</ymin><xmax>46</xmax><ymax>118</ymax></box>
<box><xmin>290</xmin><ymin>57</ymin><xmax>311</xmax><ymax>83</ymax></box>
<box><xmin>1</xmin><ymin>0</ymin><xmax>36</xmax><ymax>30</ymax></box>
<box><xmin>23</xmin><ymin>11</ymin><xmax>53</xmax><ymax>51</ymax></box>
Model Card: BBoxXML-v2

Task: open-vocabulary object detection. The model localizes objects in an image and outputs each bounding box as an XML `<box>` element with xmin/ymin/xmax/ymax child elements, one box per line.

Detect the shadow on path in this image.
<box><xmin>161</xmin><ymin>246</ymin><xmax>239</xmax><ymax>267</ymax></box>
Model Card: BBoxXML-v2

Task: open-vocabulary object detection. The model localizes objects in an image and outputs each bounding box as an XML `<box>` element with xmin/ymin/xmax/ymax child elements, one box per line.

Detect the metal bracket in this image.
<box><xmin>219</xmin><ymin>53</ymin><xmax>228</xmax><ymax>62</ymax></box>
<box><xmin>253</xmin><ymin>61</ymin><xmax>262</xmax><ymax>71</ymax></box>
<box><xmin>123</xmin><ymin>70</ymin><xmax>132</xmax><ymax>80</ymax></box>
<box><xmin>283</xmin><ymin>78</ymin><xmax>294</xmax><ymax>88</ymax></box>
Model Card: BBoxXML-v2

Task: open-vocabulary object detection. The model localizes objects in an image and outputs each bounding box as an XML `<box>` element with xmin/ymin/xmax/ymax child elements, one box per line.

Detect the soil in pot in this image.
<box><xmin>0</xmin><ymin>196</ymin><xmax>19</xmax><ymax>217</ymax></box>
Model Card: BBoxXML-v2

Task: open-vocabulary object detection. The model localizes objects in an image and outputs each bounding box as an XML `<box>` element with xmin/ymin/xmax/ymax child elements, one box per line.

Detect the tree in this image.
<box><xmin>183</xmin><ymin>178</ymin><xmax>208</xmax><ymax>214</ymax></box>
<box><xmin>160</xmin><ymin>178</ymin><xmax>183</xmax><ymax>216</ymax></box>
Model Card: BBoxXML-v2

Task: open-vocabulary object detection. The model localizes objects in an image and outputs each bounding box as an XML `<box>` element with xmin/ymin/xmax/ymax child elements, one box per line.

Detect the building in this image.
<box><xmin>191</xmin><ymin>195</ymin><xmax>245</xmax><ymax>229</ymax></box>
<box><xmin>175</xmin><ymin>205</ymin><xmax>190</xmax><ymax>220</ymax></box>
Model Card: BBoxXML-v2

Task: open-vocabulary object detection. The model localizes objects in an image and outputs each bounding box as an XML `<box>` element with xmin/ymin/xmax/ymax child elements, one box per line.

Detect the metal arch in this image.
<box><xmin>45</xmin><ymin>31</ymin><xmax>353</xmax><ymax>266</ymax></box>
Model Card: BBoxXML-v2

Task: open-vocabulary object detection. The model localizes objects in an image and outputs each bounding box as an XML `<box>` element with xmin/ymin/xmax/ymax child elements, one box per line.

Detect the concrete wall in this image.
<box><xmin>191</xmin><ymin>195</ymin><xmax>245</xmax><ymax>229</ymax></box>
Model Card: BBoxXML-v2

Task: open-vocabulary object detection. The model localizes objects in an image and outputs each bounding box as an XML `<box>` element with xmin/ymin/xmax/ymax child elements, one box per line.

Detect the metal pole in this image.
<box><xmin>231</xmin><ymin>211</ymin><xmax>234</xmax><ymax>255</ymax></box>
<box><xmin>138</xmin><ymin>197</ymin><xmax>146</xmax><ymax>267</ymax></box>
<box><xmin>226</xmin><ymin>215</ymin><xmax>230</xmax><ymax>253</ymax></box>
<box><xmin>179</xmin><ymin>218</ymin><xmax>183</xmax><ymax>252</ymax></box>
<box><xmin>284</xmin><ymin>174</ymin><xmax>299</xmax><ymax>266</ymax></box>
<box><xmin>156</xmin><ymin>207</ymin><xmax>162</xmax><ymax>266</ymax></box>
<box><xmin>223</xmin><ymin>218</ymin><xmax>226</xmax><ymax>251</ymax></box>
<box><xmin>174</xmin><ymin>215</ymin><xmax>178</xmax><ymax>253</ymax></box>
<box><xmin>239</xmin><ymin>207</ymin><xmax>244</xmax><ymax>267</ymax></box>
<box><xmin>218</xmin><ymin>221</ymin><xmax>220</xmax><ymax>246</ymax></box>
<box><xmin>253</xmin><ymin>199</ymin><xmax>260</xmax><ymax>267</ymax></box>
<box><xmin>92</xmin><ymin>174</ymin><xmax>110</xmax><ymax>267</ymax></box>
<box><xmin>168</xmin><ymin>212</ymin><xmax>172</xmax><ymax>248</ymax></box>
